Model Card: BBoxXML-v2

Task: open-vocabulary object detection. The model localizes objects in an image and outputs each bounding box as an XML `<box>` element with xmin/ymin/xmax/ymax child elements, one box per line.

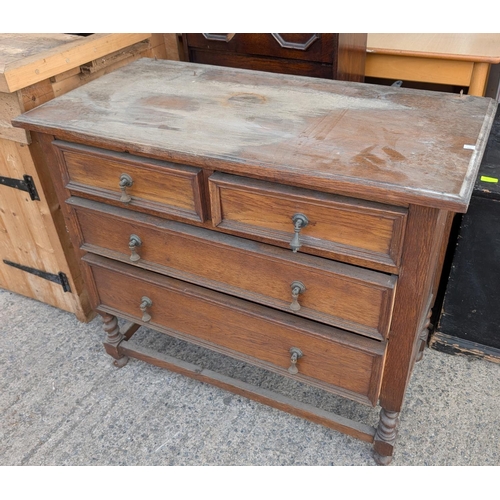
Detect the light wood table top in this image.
<box><xmin>366</xmin><ymin>34</ymin><xmax>500</xmax><ymax>96</ymax></box>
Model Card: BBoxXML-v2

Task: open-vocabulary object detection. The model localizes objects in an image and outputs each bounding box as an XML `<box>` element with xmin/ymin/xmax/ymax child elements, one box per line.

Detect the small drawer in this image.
<box><xmin>84</xmin><ymin>254</ymin><xmax>386</xmax><ymax>406</ymax></box>
<box><xmin>70</xmin><ymin>197</ymin><xmax>397</xmax><ymax>340</ymax></box>
<box><xmin>209</xmin><ymin>172</ymin><xmax>407</xmax><ymax>273</ymax></box>
<box><xmin>53</xmin><ymin>140</ymin><xmax>207</xmax><ymax>223</ymax></box>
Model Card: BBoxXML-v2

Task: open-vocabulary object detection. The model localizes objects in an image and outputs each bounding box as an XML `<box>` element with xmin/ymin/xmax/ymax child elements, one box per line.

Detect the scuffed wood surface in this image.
<box><xmin>0</xmin><ymin>33</ymin><xmax>151</xmax><ymax>93</ymax></box>
<box><xmin>13</xmin><ymin>58</ymin><xmax>497</xmax><ymax>211</ymax></box>
<box><xmin>0</xmin><ymin>34</ymin><xmax>79</xmax><ymax>74</ymax></box>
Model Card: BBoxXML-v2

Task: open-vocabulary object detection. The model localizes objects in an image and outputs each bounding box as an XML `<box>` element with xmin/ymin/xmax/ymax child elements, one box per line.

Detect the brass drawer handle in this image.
<box><xmin>290</xmin><ymin>213</ymin><xmax>309</xmax><ymax>252</ymax></box>
<box><xmin>288</xmin><ymin>347</ymin><xmax>303</xmax><ymax>375</ymax></box>
<box><xmin>119</xmin><ymin>173</ymin><xmax>133</xmax><ymax>203</ymax></box>
<box><xmin>289</xmin><ymin>281</ymin><xmax>306</xmax><ymax>311</ymax></box>
<box><xmin>140</xmin><ymin>296</ymin><xmax>153</xmax><ymax>322</ymax></box>
<box><xmin>129</xmin><ymin>234</ymin><xmax>142</xmax><ymax>262</ymax></box>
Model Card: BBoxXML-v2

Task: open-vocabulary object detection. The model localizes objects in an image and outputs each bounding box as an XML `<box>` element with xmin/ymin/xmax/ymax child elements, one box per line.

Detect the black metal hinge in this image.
<box><xmin>2</xmin><ymin>260</ymin><xmax>71</xmax><ymax>292</ymax></box>
<box><xmin>0</xmin><ymin>175</ymin><xmax>40</xmax><ymax>201</ymax></box>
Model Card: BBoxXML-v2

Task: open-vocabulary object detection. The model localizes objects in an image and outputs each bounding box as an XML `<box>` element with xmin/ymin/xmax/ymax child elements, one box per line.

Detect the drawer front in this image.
<box><xmin>185</xmin><ymin>34</ymin><xmax>334</xmax><ymax>63</ymax></box>
<box><xmin>54</xmin><ymin>141</ymin><xmax>207</xmax><ymax>223</ymax></box>
<box><xmin>209</xmin><ymin>173</ymin><xmax>407</xmax><ymax>273</ymax></box>
<box><xmin>85</xmin><ymin>254</ymin><xmax>386</xmax><ymax>405</ymax></box>
<box><xmin>70</xmin><ymin>197</ymin><xmax>396</xmax><ymax>340</ymax></box>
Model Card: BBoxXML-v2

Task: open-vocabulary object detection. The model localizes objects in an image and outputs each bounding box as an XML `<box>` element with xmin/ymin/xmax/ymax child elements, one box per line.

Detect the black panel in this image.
<box><xmin>437</xmin><ymin>196</ymin><xmax>500</xmax><ymax>349</ymax></box>
<box><xmin>473</xmin><ymin>105</ymin><xmax>500</xmax><ymax>199</ymax></box>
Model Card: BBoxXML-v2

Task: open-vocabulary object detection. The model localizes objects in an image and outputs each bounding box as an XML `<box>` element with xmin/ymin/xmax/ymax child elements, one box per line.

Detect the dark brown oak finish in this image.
<box><xmin>12</xmin><ymin>58</ymin><xmax>496</xmax><ymax>465</ymax></box>
<box><xmin>209</xmin><ymin>172</ymin><xmax>407</xmax><ymax>272</ymax></box>
<box><xmin>182</xmin><ymin>34</ymin><xmax>367</xmax><ymax>83</ymax></box>
<box><xmin>54</xmin><ymin>141</ymin><xmax>208</xmax><ymax>223</ymax></box>
<box><xmin>86</xmin><ymin>254</ymin><xmax>386</xmax><ymax>405</ymax></box>
<box><xmin>69</xmin><ymin>197</ymin><xmax>396</xmax><ymax>340</ymax></box>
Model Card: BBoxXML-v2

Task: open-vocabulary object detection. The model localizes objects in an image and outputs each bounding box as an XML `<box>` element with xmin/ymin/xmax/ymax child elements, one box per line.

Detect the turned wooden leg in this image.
<box><xmin>373</xmin><ymin>408</ymin><xmax>400</xmax><ymax>465</ymax></box>
<box><xmin>100</xmin><ymin>312</ymin><xmax>129</xmax><ymax>368</ymax></box>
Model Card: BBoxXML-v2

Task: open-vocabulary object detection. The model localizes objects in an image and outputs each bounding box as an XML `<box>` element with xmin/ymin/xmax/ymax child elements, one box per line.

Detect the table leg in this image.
<box><xmin>100</xmin><ymin>311</ymin><xmax>129</xmax><ymax>367</ymax></box>
<box><xmin>468</xmin><ymin>62</ymin><xmax>490</xmax><ymax>96</ymax></box>
<box><xmin>373</xmin><ymin>408</ymin><xmax>400</xmax><ymax>465</ymax></box>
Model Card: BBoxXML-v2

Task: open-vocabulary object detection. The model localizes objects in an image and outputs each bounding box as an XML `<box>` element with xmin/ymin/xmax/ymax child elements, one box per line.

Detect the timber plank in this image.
<box><xmin>0</xmin><ymin>91</ymin><xmax>28</xmax><ymax>143</ymax></box>
<box><xmin>0</xmin><ymin>33</ymin><xmax>151</xmax><ymax>93</ymax></box>
<box><xmin>0</xmin><ymin>137</ymin><xmax>86</xmax><ymax>318</ymax></box>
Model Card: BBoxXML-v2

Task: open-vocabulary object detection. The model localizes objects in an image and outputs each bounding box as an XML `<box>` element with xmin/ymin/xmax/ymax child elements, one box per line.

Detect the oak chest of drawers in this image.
<box><xmin>13</xmin><ymin>58</ymin><xmax>496</xmax><ymax>464</ymax></box>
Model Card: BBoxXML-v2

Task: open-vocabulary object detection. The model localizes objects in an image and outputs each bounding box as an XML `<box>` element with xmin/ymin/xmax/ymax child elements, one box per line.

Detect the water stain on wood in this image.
<box><xmin>139</xmin><ymin>95</ymin><xmax>200</xmax><ymax>112</ymax></box>
<box><xmin>382</xmin><ymin>146</ymin><xmax>406</xmax><ymax>161</ymax></box>
<box><xmin>227</xmin><ymin>93</ymin><xmax>267</xmax><ymax>105</ymax></box>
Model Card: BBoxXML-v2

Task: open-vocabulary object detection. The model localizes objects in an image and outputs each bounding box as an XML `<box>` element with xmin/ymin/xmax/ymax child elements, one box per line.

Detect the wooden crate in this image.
<box><xmin>0</xmin><ymin>33</ymin><xmax>169</xmax><ymax>321</ymax></box>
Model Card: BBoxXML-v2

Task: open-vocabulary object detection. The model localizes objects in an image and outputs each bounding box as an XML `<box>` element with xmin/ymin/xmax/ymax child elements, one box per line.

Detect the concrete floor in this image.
<box><xmin>1</xmin><ymin>287</ymin><xmax>499</xmax><ymax>466</ymax></box>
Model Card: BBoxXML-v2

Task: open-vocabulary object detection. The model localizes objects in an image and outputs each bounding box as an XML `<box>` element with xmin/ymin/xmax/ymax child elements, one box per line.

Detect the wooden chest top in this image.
<box><xmin>13</xmin><ymin>58</ymin><xmax>497</xmax><ymax>211</ymax></box>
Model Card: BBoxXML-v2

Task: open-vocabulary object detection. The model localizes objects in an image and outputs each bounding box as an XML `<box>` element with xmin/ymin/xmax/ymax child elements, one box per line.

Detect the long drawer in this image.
<box><xmin>209</xmin><ymin>172</ymin><xmax>408</xmax><ymax>273</ymax></box>
<box><xmin>84</xmin><ymin>254</ymin><xmax>386</xmax><ymax>405</ymax></box>
<box><xmin>70</xmin><ymin>197</ymin><xmax>397</xmax><ymax>340</ymax></box>
<box><xmin>53</xmin><ymin>140</ymin><xmax>207</xmax><ymax>223</ymax></box>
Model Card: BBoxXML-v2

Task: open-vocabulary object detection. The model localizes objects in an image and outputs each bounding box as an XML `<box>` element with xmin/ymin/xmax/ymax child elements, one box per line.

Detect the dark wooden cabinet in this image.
<box><xmin>182</xmin><ymin>33</ymin><xmax>367</xmax><ymax>82</ymax></box>
<box><xmin>13</xmin><ymin>59</ymin><xmax>495</xmax><ymax>464</ymax></box>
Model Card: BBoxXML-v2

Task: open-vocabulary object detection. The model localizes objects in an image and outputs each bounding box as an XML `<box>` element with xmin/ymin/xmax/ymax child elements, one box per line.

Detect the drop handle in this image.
<box><xmin>119</xmin><ymin>173</ymin><xmax>133</xmax><ymax>203</ymax></box>
<box><xmin>288</xmin><ymin>347</ymin><xmax>303</xmax><ymax>375</ymax></box>
<box><xmin>129</xmin><ymin>234</ymin><xmax>142</xmax><ymax>262</ymax></box>
<box><xmin>290</xmin><ymin>213</ymin><xmax>309</xmax><ymax>252</ymax></box>
<box><xmin>289</xmin><ymin>281</ymin><xmax>306</xmax><ymax>312</ymax></box>
<box><xmin>140</xmin><ymin>296</ymin><xmax>153</xmax><ymax>322</ymax></box>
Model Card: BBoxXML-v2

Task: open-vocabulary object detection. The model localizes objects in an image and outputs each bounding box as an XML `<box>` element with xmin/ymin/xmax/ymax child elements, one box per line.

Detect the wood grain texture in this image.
<box><xmin>69</xmin><ymin>196</ymin><xmax>397</xmax><ymax>340</ymax></box>
<box><xmin>367</xmin><ymin>34</ymin><xmax>500</xmax><ymax>63</ymax></box>
<box><xmin>379</xmin><ymin>205</ymin><xmax>449</xmax><ymax>411</ymax></box>
<box><xmin>85</xmin><ymin>253</ymin><xmax>386</xmax><ymax>405</ymax></box>
<box><xmin>184</xmin><ymin>33</ymin><xmax>367</xmax><ymax>82</ymax></box>
<box><xmin>54</xmin><ymin>141</ymin><xmax>207</xmax><ymax>223</ymax></box>
<box><xmin>0</xmin><ymin>34</ymin><xmax>79</xmax><ymax>83</ymax></box>
<box><xmin>182</xmin><ymin>51</ymin><xmax>335</xmax><ymax>79</ymax></box>
<box><xmin>0</xmin><ymin>136</ymin><xmax>88</xmax><ymax>319</ymax></box>
<box><xmin>210</xmin><ymin>172</ymin><xmax>407</xmax><ymax>272</ymax></box>
<box><xmin>469</xmin><ymin>62</ymin><xmax>491</xmax><ymax>97</ymax></box>
<box><xmin>0</xmin><ymin>34</ymin><xmax>172</xmax><ymax>321</ymax></box>
<box><xmin>0</xmin><ymin>91</ymin><xmax>28</xmax><ymax>143</ymax></box>
<box><xmin>1</xmin><ymin>34</ymin><xmax>167</xmax><ymax>146</ymax></box>
<box><xmin>429</xmin><ymin>332</ymin><xmax>500</xmax><ymax>364</ymax></box>
<box><xmin>0</xmin><ymin>33</ymin><xmax>151</xmax><ymax>93</ymax></box>
<box><xmin>185</xmin><ymin>33</ymin><xmax>334</xmax><ymax>63</ymax></box>
<box><xmin>365</xmin><ymin>54</ymin><xmax>474</xmax><ymax>86</ymax></box>
<box><xmin>13</xmin><ymin>58</ymin><xmax>497</xmax><ymax>212</ymax></box>
<box><xmin>162</xmin><ymin>34</ymin><xmax>182</xmax><ymax>61</ymax></box>
<box><xmin>337</xmin><ymin>33</ymin><xmax>367</xmax><ymax>82</ymax></box>
<box><xmin>30</xmin><ymin>132</ymin><xmax>95</xmax><ymax>320</ymax></box>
